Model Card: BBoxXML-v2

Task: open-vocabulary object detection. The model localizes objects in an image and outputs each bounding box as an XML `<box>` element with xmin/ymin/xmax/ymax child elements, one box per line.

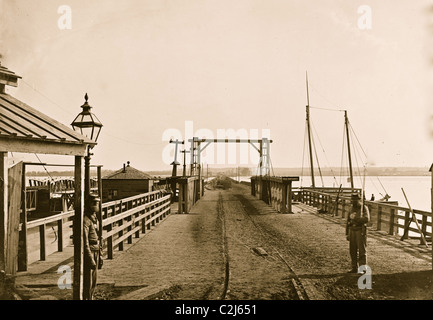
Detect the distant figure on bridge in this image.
<box><xmin>83</xmin><ymin>193</ymin><xmax>102</xmax><ymax>300</ymax></box>
<box><xmin>370</xmin><ymin>194</ymin><xmax>375</xmax><ymax>201</ymax></box>
<box><xmin>346</xmin><ymin>193</ymin><xmax>370</xmax><ymax>274</ymax></box>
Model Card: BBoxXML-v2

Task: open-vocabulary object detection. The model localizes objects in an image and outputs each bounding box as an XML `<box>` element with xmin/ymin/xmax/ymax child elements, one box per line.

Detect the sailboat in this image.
<box><xmin>302</xmin><ymin>73</ymin><xmax>394</xmax><ymax>205</ymax></box>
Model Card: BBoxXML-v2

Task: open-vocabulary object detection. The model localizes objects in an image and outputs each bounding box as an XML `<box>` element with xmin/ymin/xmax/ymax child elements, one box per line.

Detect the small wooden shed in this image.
<box><xmin>102</xmin><ymin>161</ymin><xmax>154</xmax><ymax>202</ymax></box>
<box><xmin>0</xmin><ymin>61</ymin><xmax>95</xmax><ymax>299</ymax></box>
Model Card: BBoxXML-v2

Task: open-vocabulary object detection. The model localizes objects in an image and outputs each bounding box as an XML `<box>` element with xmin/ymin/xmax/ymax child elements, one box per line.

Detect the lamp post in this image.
<box><xmin>71</xmin><ymin>93</ymin><xmax>103</xmax><ymax>202</ymax></box>
<box><xmin>71</xmin><ymin>93</ymin><xmax>102</xmax><ymax>299</ymax></box>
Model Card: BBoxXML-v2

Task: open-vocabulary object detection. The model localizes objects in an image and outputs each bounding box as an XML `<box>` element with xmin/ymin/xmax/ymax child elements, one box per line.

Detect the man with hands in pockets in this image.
<box><xmin>346</xmin><ymin>193</ymin><xmax>370</xmax><ymax>274</ymax></box>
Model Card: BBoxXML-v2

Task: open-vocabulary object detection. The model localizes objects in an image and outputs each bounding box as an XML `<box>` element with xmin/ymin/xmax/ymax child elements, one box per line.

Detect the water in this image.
<box><xmin>232</xmin><ymin>175</ymin><xmax>432</xmax><ymax>212</ymax></box>
<box><xmin>30</xmin><ymin>174</ymin><xmax>433</xmax><ymax>212</ymax></box>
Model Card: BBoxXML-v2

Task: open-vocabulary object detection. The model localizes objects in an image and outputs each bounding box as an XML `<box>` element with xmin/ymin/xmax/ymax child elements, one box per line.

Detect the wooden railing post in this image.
<box><xmin>287</xmin><ymin>182</ymin><xmax>293</xmax><ymax>214</ymax></box>
<box><xmin>421</xmin><ymin>214</ymin><xmax>427</xmax><ymax>245</ymax></box>
<box><xmin>106</xmin><ymin>206</ymin><xmax>113</xmax><ymax>259</ymax></box>
<box><xmin>118</xmin><ymin>202</ymin><xmax>124</xmax><ymax>251</ymax></box>
<box><xmin>389</xmin><ymin>208</ymin><xmax>395</xmax><ymax>235</ymax></box>
<box><xmin>334</xmin><ymin>196</ymin><xmax>339</xmax><ymax>217</ymax></box>
<box><xmin>142</xmin><ymin>202</ymin><xmax>148</xmax><ymax>234</ymax></box>
<box><xmin>57</xmin><ymin>219</ymin><xmax>63</xmax><ymax>252</ymax></box>
<box><xmin>342</xmin><ymin>198</ymin><xmax>346</xmax><ymax>218</ymax></box>
<box><xmin>147</xmin><ymin>202</ymin><xmax>151</xmax><ymax>231</ymax></box>
<box><xmin>402</xmin><ymin>210</ymin><xmax>410</xmax><ymax>239</ymax></box>
<box><xmin>39</xmin><ymin>224</ymin><xmax>46</xmax><ymax>261</ymax></box>
<box><xmin>281</xmin><ymin>184</ymin><xmax>287</xmax><ymax>214</ymax></box>
<box><xmin>134</xmin><ymin>205</ymin><xmax>140</xmax><ymax>239</ymax></box>
<box><xmin>377</xmin><ymin>206</ymin><xmax>382</xmax><ymax>231</ymax></box>
<box><xmin>126</xmin><ymin>201</ymin><xmax>133</xmax><ymax>245</ymax></box>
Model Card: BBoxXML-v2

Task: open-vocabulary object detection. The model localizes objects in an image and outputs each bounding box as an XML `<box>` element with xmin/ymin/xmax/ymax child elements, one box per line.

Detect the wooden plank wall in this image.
<box><xmin>6</xmin><ymin>162</ymin><xmax>22</xmax><ymax>275</ymax></box>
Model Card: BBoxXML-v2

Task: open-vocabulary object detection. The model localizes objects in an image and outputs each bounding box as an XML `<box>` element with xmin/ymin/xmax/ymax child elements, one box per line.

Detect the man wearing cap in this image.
<box><xmin>83</xmin><ymin>193</ymin><xmax>102</xmax><ymax>300</ymax></box>
<box><xmin>346</xmin><ymin>193</ymin><xmax>370</xmax><ymax>273</ymax></box>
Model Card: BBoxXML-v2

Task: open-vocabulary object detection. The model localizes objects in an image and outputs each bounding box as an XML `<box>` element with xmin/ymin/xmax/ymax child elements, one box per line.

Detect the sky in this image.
<box><xmin>0</xmin><ymin>0</ymin><xmax>432</xmax><ymax>173</ymax></box>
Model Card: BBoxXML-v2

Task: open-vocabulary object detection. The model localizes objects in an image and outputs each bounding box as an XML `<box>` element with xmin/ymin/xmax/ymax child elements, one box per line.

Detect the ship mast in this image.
<box><xmin>306</xmin><ymin>72</ymin><xmax>315</xmax><ymax>188</ymax></box>
<box><xmin>344</xmin><ymin>110</ymin><xmax>354</xmax><ymax>190</ymax></box>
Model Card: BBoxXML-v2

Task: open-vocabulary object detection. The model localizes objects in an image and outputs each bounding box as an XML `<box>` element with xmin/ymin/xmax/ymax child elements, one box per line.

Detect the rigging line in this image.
<box><xmin>310</xmin><ymin>119</ymin><xmax>324</xmax><ymax>187</ymax></box>
<box><xmin>300</xmin><ymin>119</ymin><xmax>308</xmax><ymax>186</ymax></box>
<box><xmin>349</xmin><ymin>126</ymin><xmax>362</xmax><ymax>178</ymax></box>
<box><xmin>348</xmin><ymin>122</ymin><xmax>368</xmax><ymax>159</ymax></box>
<box><xmin>346</xmin><ymin>118</ymin><xmax>367</xmax><ymax>185</ymax></box>
<box><xmin>308</xmin><ymin>83</ymin><xmax>346</xmax><ymax>110</ymax></box>
<box><xmin>339</xmin><ymin>122</ymin><xmax>347</xmax><ymax>186</ymax></box>
<box><xmin>21</xmin><ymin>79</ymin><xmax>74</xmax><ymax>116</ymax></box>
<box><xmin>22</xmin><ymin>79</ymin><xmax>164</xmax><ymax>148</ymax></box>
<box><xmin>312</xmin><ymin>138</ymin><xmax>324</xmax><ymax>187</ymax></box>
<box><xmin>310</xmin><ymin>120</ymin><xmax>339</xmax><ymax>186</ymax></box>
<box><xmin>350</xmin><ymin>128</ymin><xmax>366</xmax><ymax>188</ymax></box>
<box><xmin>33</xmin><ymin>154</ymin><xmax>54</xmax><ymax>181</ymax></box>
<box><xmin>348</xmin><ymin>122</ymin><xmax>388</xmax><ymax>196</ymax></box>
<box><xmin>350</xmin><ymin>140</ymin><xmax>362</xmax><ymax>188</ymax></box>
<box><xmin>103</xmin><ymin>132</ymin><xmax>166</xmax><ymax>146</ymax></box>
<box><xmin>376</xmin><ymin>176</ymin><xmax>389</xmax><ymax>196</ymax></box>
<box><xmin>300</xmin><ymin>120</ymin><xmax>309</xmax><ymax>187</ymax></box>
<box><xmin>366</xmin><ymin>173</ymin><xmax>382</xmax><ymax>197</ymax></box>
<box><xmin>348</xmin><ymin>121</ymin><xmax>386</xmax><ymax>196</ymax></box>
<box><xmin>309</xmin><ymin>106</ymin><xmax>346</xmax><ymax>113</ymax></box>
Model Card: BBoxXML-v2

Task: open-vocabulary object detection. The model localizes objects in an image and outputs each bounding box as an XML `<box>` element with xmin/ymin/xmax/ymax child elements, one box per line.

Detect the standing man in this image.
<box><xmin>83</xmin><ymin>193</ymin><xmax>102</xmax><ymax>300</ymax></box>
<box><xmin>346</xmin><ymin>193</ymin><xmax>370</xmax><ymax>273</ymax></box>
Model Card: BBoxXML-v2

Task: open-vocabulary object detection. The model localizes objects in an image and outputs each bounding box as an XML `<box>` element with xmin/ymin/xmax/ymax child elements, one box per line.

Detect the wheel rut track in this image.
<box><xmin>217</xmin><ymin>192</ymin><xmax>230</xmax><ymax>300</ymax></box>
<box><xmin>217</xmin><ymin>189</ymin><xmax>309</xmax><ymax>300</ymax></box>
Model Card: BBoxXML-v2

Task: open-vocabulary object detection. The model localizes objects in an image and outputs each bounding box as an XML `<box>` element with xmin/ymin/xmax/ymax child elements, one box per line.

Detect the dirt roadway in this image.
<box><xmin>96</xmin><ymin>185</ymin><xmax>302</xmax><ymax>300</ymax></box>
<box><xmin>95</xmin><ymin>183</ymin><xmax>433</xmax><ymax>300</ymax></box>
<box><xmin>14</xmin><ymin>183</ymin><xmax>432</xmax><ymax>300</ymax></box>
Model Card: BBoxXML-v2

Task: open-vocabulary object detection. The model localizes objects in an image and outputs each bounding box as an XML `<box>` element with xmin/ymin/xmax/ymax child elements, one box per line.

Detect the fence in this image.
<box><xmin>24</xmin><ymin>211</ymin><xmax>74</xmax><ymax>265</ymax></box>
<box><xmin>250</xmin><ymin>176</ymin><xmax>300</xmax><ymax>213</ymax></box>
<box><xmin>20</xmin><ymin>190</ymin><xmax>172</xmax><ymax>270</ymax></box>
<box><xmin>101</xmin><ymin>190</ymin><xmax>171</xmax><ymax>259</ymax></box>
<box><xmin>297</xmin><ymin>188</ymin><xmax>432</xmax><ymax>242</ymax></box>
<box><xmin>177</xmin><ymin>176</ymin><xmax>202</xmax><ymax>214</ymax></box>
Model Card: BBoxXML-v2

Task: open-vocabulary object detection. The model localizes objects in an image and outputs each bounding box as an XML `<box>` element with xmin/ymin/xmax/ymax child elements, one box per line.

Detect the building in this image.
<box><xmin>0</xmin><ymin>60</ymin><xmax>95</xmax><ymax>298</ymax></box>
<box><xmin>102</xmin><ymin>161</ymin><xmax>154</xmax><ymax>202</ymax></box>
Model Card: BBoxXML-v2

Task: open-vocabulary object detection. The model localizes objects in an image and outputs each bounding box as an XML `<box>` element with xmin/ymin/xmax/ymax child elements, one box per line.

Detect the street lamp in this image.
<box><xmin>71</xmin><ymin>93</ymin><xmax>103</xmax><ymax>300</ymax></box>
<box><xmin>71</xmin><ymin>93</ymin><xmax>103</xmax><ymax>207</ymax></box>
<box><xmin>71</xmin><ymin>93</ymin><xmax>103</xmax><ymax>145</ymax></box>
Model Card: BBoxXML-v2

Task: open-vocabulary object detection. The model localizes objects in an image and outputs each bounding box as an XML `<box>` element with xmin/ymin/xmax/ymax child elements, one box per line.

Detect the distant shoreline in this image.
<box><xmin>25</xmin><ymin>166</ymin><xmax>432</xmax><ymax>177</ymax></box>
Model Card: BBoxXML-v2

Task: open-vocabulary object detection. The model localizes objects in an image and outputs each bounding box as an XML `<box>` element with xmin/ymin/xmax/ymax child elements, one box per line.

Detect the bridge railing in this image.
<box><xmin>296</xmin><ymin>188</ymin><xmax>432</xmax><ymax>242</ymax></box>
<box><xmin>251</xmin><ymin>176</ymin><xmax>299</xmax><ymax>213</ymax></box>
<box><xmin>177</xmin><ymin>176</ymin><xmax>202</xmax><ymax>214</ymax></box>
<box><xmin>101</xmin><ymin>190</ymin><xmax>171</xmax><ymax>259</ymax></box>
<box><xmin>25</xmin><ymin>210</ymin><xmax>74</xmax><ymax>267</ymax></box>
<box><xmin>20</xmin><ymin>190</ymin><xmax>172</xmax><ymax>270</ymax></box>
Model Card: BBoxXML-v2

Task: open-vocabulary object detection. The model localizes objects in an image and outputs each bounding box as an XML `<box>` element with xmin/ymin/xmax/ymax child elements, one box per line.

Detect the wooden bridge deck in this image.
<box><xmin>13</xmin><ymin>184</ymin><xmax>433</xmax><ymax>300</ymax></box>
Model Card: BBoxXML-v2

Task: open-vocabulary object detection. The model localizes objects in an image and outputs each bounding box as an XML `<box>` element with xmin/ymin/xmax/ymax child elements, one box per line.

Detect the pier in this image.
<box><xmin>1</xmin><ymin>61</ymin><xmax>432</xmax><ymax>302</ymax></box>
<box><xmin>13</xmin><ymin>180</ymin><xmax>433</xmax><ymax>300</ymax></box>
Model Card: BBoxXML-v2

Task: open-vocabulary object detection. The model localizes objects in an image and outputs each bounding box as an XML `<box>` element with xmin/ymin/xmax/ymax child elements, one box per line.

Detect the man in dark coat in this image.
<box><xmin>346</xmin><ymin>193</ymin><xmax>370</xmax><ymax>273</ymax></box>
<box><xmin>83</xmin><ymin>193</ymin><xmax>101</xmax><ymax>300</ymax></box>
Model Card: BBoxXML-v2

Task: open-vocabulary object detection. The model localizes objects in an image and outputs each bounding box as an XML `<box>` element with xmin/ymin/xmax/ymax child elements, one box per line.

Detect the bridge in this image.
<box><xmin>12</xmin><ymin>178</ymin><xmax>433</xmax><ymax>300</ymax></box>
